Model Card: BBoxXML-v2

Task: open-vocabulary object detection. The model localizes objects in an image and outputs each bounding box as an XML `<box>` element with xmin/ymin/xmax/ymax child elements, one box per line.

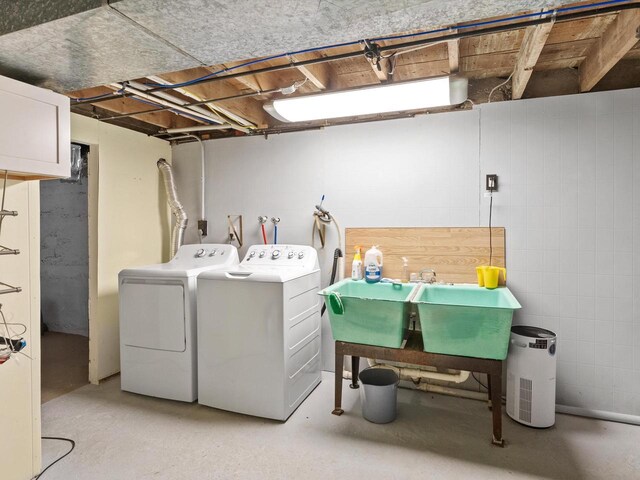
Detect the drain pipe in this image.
<box><xmin>368</xmin><ymin>359</ymin><xmax>470</xmax><ymax>383</ymax></box>
<box><xmin>367</xmin><ymin>359</ymin><xmax>482</xmax><ymax>400</ymax></box>
<box><xmin>157</xmin><ymin>159</ymin><xmax>187</xmax><ymax>257</ymax></box>
<box><xmin>415</xmin><ymin>383</ymin><xmax>487</xmax><ymax>402</ymax></box>
<box><xmin>181</xmin><ymin>135</ymin><xmax>207</xmax><ymax>240</ymax></box>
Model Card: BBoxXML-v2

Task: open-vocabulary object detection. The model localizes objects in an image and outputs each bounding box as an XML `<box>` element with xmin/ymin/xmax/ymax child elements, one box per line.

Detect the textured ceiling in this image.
<box><xmin>0</xmin><ymin>0</ymin><xmax>560</xmax><ymax>91</ymax></box>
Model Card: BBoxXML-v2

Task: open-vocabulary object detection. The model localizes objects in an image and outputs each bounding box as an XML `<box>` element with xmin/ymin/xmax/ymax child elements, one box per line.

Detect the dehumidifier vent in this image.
<box><xmin>507</xmin><ymin>372</ymin><xmax>515</xmax><ymax>417</ymax></box>
<box><xmin>519</xmin><ymin>378</ymin><xmax>533</xmax><ymax>423</ymax></box>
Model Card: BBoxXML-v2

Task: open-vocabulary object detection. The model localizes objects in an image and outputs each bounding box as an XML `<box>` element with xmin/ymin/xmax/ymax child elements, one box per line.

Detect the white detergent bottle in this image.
<box><xmin>351</xmin><ymin>246</ymin><xmax>363</xmax><ymax>281</ymax></box>
<box><xmin>364</xmin><ymin>245</ymin><xmax>383</xmax><ymax>283</ymax></box>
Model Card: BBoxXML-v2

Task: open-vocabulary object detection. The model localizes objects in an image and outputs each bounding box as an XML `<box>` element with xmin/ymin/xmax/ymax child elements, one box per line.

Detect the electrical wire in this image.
<box><xmin>488</xmin><ymin>71</ymin><xmax>514</xmax><ymax>103</ymax></box>
<box><xmin>35</xmin><ymin>437</ymin><xmax>76</xmax><ymax>479</ymax></box>
<box><xmin>489</xmin><ymin>192</ymin><xmax>493</xmax><ymax>266</ymax></box>
<box><xmin>472</xmin><ymin>372</ymin><xmax>488</xmax><ymax>391</ymax></box>
<box><xmin>72</xmin><ymin>86</ymin><xmax>125</xmax><ymax>103</ymax></box>
<box><xmin>72</xmin><ymin>0</ymin><xmax>632</xmax><ymax>102</ymax></box>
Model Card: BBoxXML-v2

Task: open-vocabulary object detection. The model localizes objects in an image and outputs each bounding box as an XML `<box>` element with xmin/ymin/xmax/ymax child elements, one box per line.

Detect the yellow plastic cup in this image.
<box><xmin>484</xmin><ymin>267</ymin><xmax>506</xmax><ymax>289</ymax></box>
<box><xmin>476</xmin><ymin>266</ymin><xmax>487</xmax><ymax>287</ymax></box>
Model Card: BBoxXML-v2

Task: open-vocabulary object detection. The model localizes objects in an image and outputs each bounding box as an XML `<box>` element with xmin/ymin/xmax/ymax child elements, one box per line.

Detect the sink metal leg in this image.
<box><xmin>489</xmin><ymin>371</ymin><xmax>504</xmax><ymax>447</ymax></box>
<box><xmin>349</xmin><ymin>356</ymin><xmax>360</xmax><ymax>389</ymax></box>
<box><xmin>332</xmin><ymin>343</ymin><xmax>344</xmax><ymax>416</ymax></box>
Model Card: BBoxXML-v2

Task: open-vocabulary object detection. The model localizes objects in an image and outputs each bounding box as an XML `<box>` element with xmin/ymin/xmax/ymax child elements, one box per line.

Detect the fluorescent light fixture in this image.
<box><xmin>264</xmin><ymin>76</ymin><xmax>468</xmax><ymax>123</ymax></box>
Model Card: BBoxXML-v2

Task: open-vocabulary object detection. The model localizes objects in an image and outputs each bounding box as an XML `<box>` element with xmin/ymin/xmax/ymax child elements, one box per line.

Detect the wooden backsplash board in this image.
<box><xmin>345</xmin><ymin>227</ymin><xmax>506</xmax><ymax>284</ymax></box>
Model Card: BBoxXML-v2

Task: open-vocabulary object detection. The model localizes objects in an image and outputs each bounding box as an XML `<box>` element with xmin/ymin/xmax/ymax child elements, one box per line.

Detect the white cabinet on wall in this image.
<box><xmin>0</xmin><ymin>74</ymin><xmax>70</xmax><ymax>179</ymax></box>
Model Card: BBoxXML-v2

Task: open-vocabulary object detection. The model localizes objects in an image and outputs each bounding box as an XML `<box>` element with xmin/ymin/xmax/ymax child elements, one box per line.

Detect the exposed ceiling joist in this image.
<box><xmin>512</xmin><ymin>21</ymin><xmax>554</xmax><ymax>99</ymax></box>
<box><xmin>64</xmin><ymin>2</ymin><xmax>640</xmax><ymax>141</ymax></box>
<box><xmin>579</xmin><ymin>9</ymin><xmax>640</xmax><ymax>92</ymax></box>
<box><xmin>158</xmin><ymin>67</ymin><xmax>271</xmax><ymax>128</ymax></box>
<box><xmin>218</xmin><ymin>61</ymin><xmax>263</xmax><ymax>94</ymax></box>
<box><xmin>448</xmin><ymin>39</ymin><xmax>460</xmax><ymax>73</ymax></box>
<box><xmin>291</xmin><ymin>52</ymin><xmax>332</xmax><ymax>90</ymax></box>
<box><xmin>68</xmin><ymin>86</ymin><xmax>198</xmax><ymax>129</ymax></box>
<box><xmin>369</xmin><ymin>56</ymin><xmax>391</xmax><ymax>82</ymax></box>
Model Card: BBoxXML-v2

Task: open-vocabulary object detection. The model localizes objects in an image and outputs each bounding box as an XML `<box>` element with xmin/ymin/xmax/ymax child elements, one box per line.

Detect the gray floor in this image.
<box><xmin>41</xmin><ymin>372</ymin><xmax>640</xmax><ymax>480</ymax></box>
<box><xmin>41</xmin><ymin>332</ymin><xmax>89</xmax><ymax>404</ymax></box>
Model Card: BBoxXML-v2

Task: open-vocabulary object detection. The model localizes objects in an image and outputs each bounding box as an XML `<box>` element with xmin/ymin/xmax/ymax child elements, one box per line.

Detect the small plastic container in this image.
<box><xmin>359</xmin><ymin>367</ymin><xmax>399</xmax><ymax>424</ymax></box>
<box><xmin>364</xmin><ymin>246</ymin><xmax>383</xmax><ymax>283</ymax></box>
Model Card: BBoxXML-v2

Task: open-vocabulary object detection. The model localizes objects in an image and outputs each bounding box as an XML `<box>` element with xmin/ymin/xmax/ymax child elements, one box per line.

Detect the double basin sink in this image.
<box><xmin>319</xmin><ymin>279</ymin><xmax>521</xmax><ymax>360</ymax></box>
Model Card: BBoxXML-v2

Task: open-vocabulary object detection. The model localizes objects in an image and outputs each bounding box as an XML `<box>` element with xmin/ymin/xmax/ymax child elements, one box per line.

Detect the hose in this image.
<box><xmin>157</xmin><ymin>159</ymin><xmax>187</xmax><ymax>257</ymax></box>
<box><xmin>321</xmin><ymin>248</ymin><xmax>343</xmax><ymax>316</ymax></box>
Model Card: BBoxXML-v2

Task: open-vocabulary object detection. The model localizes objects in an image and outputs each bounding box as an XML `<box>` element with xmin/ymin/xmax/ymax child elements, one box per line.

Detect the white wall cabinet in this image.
<box><xmin>0</xmin><ymin>74</ymin><xmax>70</xmax><ymax>179</ymax></box>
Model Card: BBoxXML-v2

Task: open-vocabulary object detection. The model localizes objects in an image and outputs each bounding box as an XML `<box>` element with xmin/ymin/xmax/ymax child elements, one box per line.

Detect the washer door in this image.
<box><xmin>120</xmin><ymin>279</ymin><xmax>186</xmax><ymax>352</ymax></box>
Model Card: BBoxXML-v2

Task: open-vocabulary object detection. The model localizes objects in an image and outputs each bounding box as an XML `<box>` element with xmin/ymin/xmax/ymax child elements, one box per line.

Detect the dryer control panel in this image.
<box><xmin>172</xmin><ymin>244</ymin><xmax>237</xmax><ymax>263</ymax></box>
<box><xmin>242</xmin><ymin>244</ymin><xmax>318</xmax><ymax>270</ymax></box>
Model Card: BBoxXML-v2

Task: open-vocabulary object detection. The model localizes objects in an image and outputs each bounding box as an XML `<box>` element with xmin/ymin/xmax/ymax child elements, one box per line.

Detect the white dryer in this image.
<box><xmin>119</xmin><ymin>244</ymin><xmax>239</xmax><ymax>402</ymax></box>
<box><xmin>197</xmin><ymin>244</ymin><xmax>321</xmax><ymax>421</ymax></box>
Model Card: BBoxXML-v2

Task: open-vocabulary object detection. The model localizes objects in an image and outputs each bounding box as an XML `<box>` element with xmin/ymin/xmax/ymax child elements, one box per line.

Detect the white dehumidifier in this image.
<box><xmin>506</xmin><ymin>325</ymin><xmax>557</xmax><ymax>428</ymax></box>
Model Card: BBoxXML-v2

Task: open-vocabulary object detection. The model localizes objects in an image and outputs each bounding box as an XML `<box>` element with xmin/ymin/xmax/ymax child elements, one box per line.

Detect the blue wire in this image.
<box><xmin>144</xmin><ymin>0</ymin><xmax>630</xmax><ymax>89</ymax></box>
<box><xmin>274</xmin><ymin>225</ymin><xmax>278</xmax><ymax>245</ymax></box>
<box><xmin>76</xmin><ymin>0</ymin><xmax>632</xmax><ymax>98</ymax></box>
<box><xmin>372</xmin><ymin>0</ymin><xmax>631</xmax><ymax>41</ymax></box>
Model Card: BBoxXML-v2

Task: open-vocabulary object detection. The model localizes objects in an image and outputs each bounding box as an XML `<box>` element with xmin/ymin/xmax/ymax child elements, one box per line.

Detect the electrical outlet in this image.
<box><xmin>486</xmin><ymin>174</ymin><xmax>498</xmax><ymax>192</ymax></box>
<box><xmin>197</xmin><ymin>219</ymin><xmax>208</xmax><ymax>237</ymax></box>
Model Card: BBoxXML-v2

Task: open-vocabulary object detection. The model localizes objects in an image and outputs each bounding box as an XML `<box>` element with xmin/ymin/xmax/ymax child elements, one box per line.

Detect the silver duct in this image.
<box><xmin>157</xmin><ymin>158</ymin><xmax>187</xmax><ymax>257</ymax></box>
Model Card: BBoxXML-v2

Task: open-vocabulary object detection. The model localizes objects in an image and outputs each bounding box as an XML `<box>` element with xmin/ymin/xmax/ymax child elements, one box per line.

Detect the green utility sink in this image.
<box><xmin>319</xmin><ymin>279</ymin><xmax>419</xmax><ymax>348</ymax></box>
<box><xmin>412</xmin><ymin>284</ymin><xmax>521</xmax><ymax>360</ymax></box>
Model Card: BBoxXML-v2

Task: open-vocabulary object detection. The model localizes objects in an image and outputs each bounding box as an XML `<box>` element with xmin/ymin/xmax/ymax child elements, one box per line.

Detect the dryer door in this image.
<box><xmin>120</xmin><ymin>279</ymin><xmax>186</xmax><ymax>352</ymax></box>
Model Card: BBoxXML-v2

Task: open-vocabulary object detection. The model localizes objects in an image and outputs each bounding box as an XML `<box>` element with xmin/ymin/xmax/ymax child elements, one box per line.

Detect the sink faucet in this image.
<box><xmin>418</xmin><ymin>268</ymin><xmax>437</xmax><ymax>284</ymax></box>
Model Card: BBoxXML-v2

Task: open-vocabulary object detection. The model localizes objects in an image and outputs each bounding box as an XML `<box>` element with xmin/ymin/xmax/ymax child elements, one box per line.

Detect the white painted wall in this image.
<box><xmin>173</xmin><ymin>87</ymin><xmax>640</xmax><ymax>417</ymax></box>
<box><xmin>0</xmin><ymin>180</ymin><xmax>41</xmax><ymax>479</ymax></box>
<box><xmin>71</xmin><ymin>114</ymin><xmax>171</xmax><ymax>382</ymax></box>
<box><xmin>480</xmin><ymin>89</ymin><xmax>640</xmax><ymax>416</ymax></box>
<box><xmin>173</xmin><ymin>111</ymin><xmax>481</xmax><ymax>373</ymax></box>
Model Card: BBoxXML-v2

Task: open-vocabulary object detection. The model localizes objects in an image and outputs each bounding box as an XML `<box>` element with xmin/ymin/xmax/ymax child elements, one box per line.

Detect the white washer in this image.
<box><xmin>119</xmin><ymin>244</ymin><xmax>239</xmax><ymax>402</ymax></box>
<box><xmin>197</xmin><ymin>244</ymin><xmax>321</xmax><ymax>421</ymax></box>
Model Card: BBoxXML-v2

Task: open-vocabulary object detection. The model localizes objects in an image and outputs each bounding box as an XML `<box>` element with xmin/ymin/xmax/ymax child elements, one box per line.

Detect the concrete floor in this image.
<box><xmin>41</xmin><ymin>372</ymin><xmax>640</xmax><ymax>480</ymax></box>
<box><xmin>41</xmin><ymin>332</ymin><xmax>89</xmax><ymax>403</ymax></box>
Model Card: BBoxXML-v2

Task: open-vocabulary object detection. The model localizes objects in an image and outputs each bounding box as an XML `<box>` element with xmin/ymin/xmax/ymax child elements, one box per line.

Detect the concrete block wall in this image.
<box><xmin>40</xmin><ymin>177</ymin><xmax>89</xmax><ymax>336</ymax></box>
<box><xmin>173</xmin><ymin>87</ymin><xmax>640</xmax><ymax>417</ymax></box>
<box><xmin>480</xmin><ymin>88</ymin><xmax>640</xmax><ymax>415</ymax></box>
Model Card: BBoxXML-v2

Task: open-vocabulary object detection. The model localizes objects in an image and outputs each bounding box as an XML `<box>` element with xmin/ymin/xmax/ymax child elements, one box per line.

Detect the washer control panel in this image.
<box><xmin>242</xmin><ymin>244</ymin><xmax>317</xmax><ymax>268</ymax></box>
<box><xmin>171</xmin><ymin>244</ymin><xmax>234</xmax><ymax>262</ymax></box>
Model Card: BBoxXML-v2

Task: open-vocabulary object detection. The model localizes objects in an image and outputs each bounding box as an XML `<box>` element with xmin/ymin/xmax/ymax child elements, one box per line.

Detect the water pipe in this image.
<box><xmin>312</xmin><ymin>195</ymin><xmax>344</xmax><ymax>280</ymax></box>
<box><xmin>271</xmin><ymin>217</ymin><xmax>280</xmax><ymax>244</ymax></box>
<box><xmin>367</xmin><ymin>358</ymin><xmax>471</xmax><ymax>385</ymax></box>
<box><xmin>258</xmin><ymin>216</ymin><xmax>268</xmax><ymax>244</ymax></box>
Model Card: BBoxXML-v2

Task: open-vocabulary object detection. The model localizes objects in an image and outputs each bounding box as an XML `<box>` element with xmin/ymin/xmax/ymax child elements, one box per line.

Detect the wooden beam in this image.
<box><xmin>448</xmin><ymin>39</ymin><xmax>460</xmax><ymax>73</ymax></box>
<box><xmin>368</xmin><ymin>56</ymin><xmax>390</xmax><ymax>82</ymax></box>
<box><xmin>290</xmin><ymin>52</ymin><xmax>332</xmax><ymax>90</ymax></box>
<box><xmin>217</xmin><ymin>61</ymin><xmax>262</xmax><ymax>93</ymax></box>
<box><xmin>512</xmin><ymin>22</ymin><xmax>554</xmax><ymax>99</ymax></box>
<box><xmin>159</xmin><ymin>68</ymin><xmax>271</xmax><ymax>128</ymax></box>
<box><xmin>579</xmin><ymin>9</ymin><xmax>640</xmax><ymax>92</ymax></box>
<box><xmin>67</xmin><ymin>87</ymin><xmax>198</xmax><ymax>129</ymax></box>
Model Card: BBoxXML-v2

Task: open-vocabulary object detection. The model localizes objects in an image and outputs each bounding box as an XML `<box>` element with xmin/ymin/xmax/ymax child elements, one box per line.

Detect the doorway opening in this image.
<box><xmin>40</xmin><ymin>143</ymin><xmax>90</xmax><ymax>403</ymax></box>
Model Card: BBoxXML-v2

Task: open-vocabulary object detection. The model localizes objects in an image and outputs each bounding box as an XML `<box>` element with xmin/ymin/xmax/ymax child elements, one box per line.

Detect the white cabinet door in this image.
<box><xmin>0</xmin><ymin>75</ymin><xmax>70</xmax><ymax>179</ymax></box>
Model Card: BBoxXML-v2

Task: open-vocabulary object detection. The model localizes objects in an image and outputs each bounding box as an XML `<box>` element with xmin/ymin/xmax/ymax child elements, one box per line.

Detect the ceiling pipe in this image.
<box><xmin>71</xmin><ymin>2</ymin><xmax>640</xmax><ymax>113</ymax></box>
<box><xmin>161</xmin><ymin>125</ymin><xmax>233</xmax><ymax>134</ymax></box>
<box><xmin>83</xmin><ymin>86</ymin><xmax>283</xmax><ymax>121</ymax></box>
<box><xmin>146</xmin><ymin>75</ymin><xmax>255</xmax><ymax>129</ymax></box>
<box><xmin>125</xmin><ymin>80</ymin><xmax>227</xmax><ymax>124</ymax></box>
<box><xmin>111</xmin><ymin>82</ymin><xmax>227</xmax><ymax>126</ymax></box>
<box><xmin>139</xmin><ymin>2</ymin><xmax>640</xmax><ymax>94</ymax></box>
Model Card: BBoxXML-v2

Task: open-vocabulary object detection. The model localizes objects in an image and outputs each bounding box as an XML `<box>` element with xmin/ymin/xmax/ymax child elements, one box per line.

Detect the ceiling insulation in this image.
<box><xmin>0</xmin><ymin>0</ymin><xmax>558</xmax><ymax>91</ymax></box>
